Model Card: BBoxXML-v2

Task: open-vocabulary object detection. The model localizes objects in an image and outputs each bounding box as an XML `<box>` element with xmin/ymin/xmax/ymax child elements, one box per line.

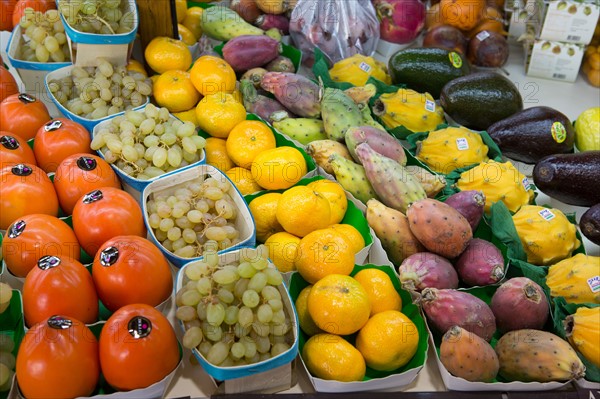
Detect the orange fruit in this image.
<box><xmin>225</xmin><ymin>167</ymin><xmax>261</xmax><ymax>195</ymax></box>
<box><xmin>329</xmin><ymin>224</ymin><xmax>365</xmax><ymax>254</ymax></box>
<box><xmin>265</xmin><ymin>231</ymin><xmax>301</xmax><ymax>273</ymax></box>
<box><xmin>153</xmin><ymin>70</ymin><xmax>201</xmax><ymax>113</ymax></box>
<box><xmin>307</xmin><ymin>180</ymin><xmax>347</xmax><ymax>225</ymax></box>
<box><xmin>126</xmin><ymin>59</ymin><xmax>147</xmax><ymax>77</ymax></box>
<box><xmin>226</xmin><ymin>120</ymin><xmax>276</xmax><ymax>168</ymax></box>
<box><xmin>190</xmin><ymin>56</ymin><xmax>236</xmax><ymax>96</ymax></box>
<box><xmin>249</xmin><ymin>193</ymin><xmax>284</xmax><ymax>243</ymax></box>
<box><xmin>295</xmin><ymin>228</ymin><xmax>355</xmax><ymax>284</ymax></box>
<box><xmin>173</xmin><ymin>108</ymin><xmax>199</xmax><ymax>127</ymax></box>
<box><xmin>586</xmin><ymin>67</ymin><xmax>600</xmax><ymax>87</ymax></box>
<box><xmin>440</xmin><ymin>0</ymin><xmax>486</xmax><ymax>31</ymax></box>
<box><xmin>251</xmin><ymin>147</ymin><xmax>307</xmax><ymax>191</ymax></box>
<box><xmin>276</xmin><ymin>186</ymin><xmax>331</xmax><ymax>238</ymax></box>
<box><xmin>355</xmin><ymin>310</ymin><xmax>419</xmax><ymax>371</ymax></box>
<box><xmin>308</xmin><ymin>274</ymin><xmax>371</xmax><ymax>335</ymax></box>
<box><xmin>183</xmin><ymin>7</ymin><xmax>203</xmax><ymax>39</ymax></box>
<box><xmin>174</xmin><ymin>0</ymin><xmax>187</xmax><ymax>22</ymax></box>
<box><xmin>178</xmin><ymin>24</ymin><xmax>197</xmax><ymax>46</ymax></box>
<box><xmin>205</xmin><ymin>137</ymin><xmax>235</xmax><ymax>171</ymax></box>
<box><xmin>295</xmin><ymin>286</ymin><xmax>324</xmax><ymax>336</ymax></box>
<box><xmin>353</xmin><ymin>268</ymin><xmax>402</xmax><ymax>316</ymax></box>
<box><xmin>303</xmin><ymin>333</ymin><xmax>366</xmax><ymax>382</ymax></box>
<box><xmin>144</xmin><ymin>37</ymin><xmax>192</xmax><ymax>74</ymax></box>
<box><xmin>588</xmin><ymin>52</ymin><xmax>600</xmax><ymax>70</ymax></box>
<box><xmin>195</xmin><ymin>93</ymin><xmax>246</xmax><ymax>138</ymax></box>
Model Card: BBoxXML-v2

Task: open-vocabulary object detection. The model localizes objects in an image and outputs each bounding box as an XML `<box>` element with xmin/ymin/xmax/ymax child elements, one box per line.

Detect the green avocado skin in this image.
<box><xmin>580</xmin><ymin>204</ymin><xmax>600</xmax><ymax>245</ymax></box>
<box><xmin>439</xmin><ymin>72</ymin><xmax>523</xmax><ymax>131</ymax></box>
<box><xmin>487</xmin><ymin>106</ymin><xmax>575</xmax><ymax>164</ymax></box>
<box><xmin>533</xmin><ymin>151</ymin><xmax>600</xmax><ymax>207</ymax></box>
<box><xmin>388</xmin><ymin>47</ymin><xmax>470</xmax><ymax>99</ymax></box>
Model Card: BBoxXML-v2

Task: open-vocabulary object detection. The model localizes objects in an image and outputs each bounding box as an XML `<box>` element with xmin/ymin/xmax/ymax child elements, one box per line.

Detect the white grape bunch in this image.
<box><xmin>175</xmin><ymin>246</ymin><xmax>294</xmax><ymax>368</ymax></box>
<box><xmin>58</xmin><ymin>0</ymin><xmax>134</xmax><ymax>35</ymax></box>
<box><xmin>91</xmin><ymin>103</ymin><xmax>206</xmax><ymax>180</ymax></box>
<box><xmin>146</xmin><ymin>175</ymin><xmax>242</xmax><ymax>258</ymax></box>
<box><xmin>17</xmin><ymin>9</ymin><xmax>71</xmax><ymax>63</ymax></box>
<box><xmin>47</xmin><ymin>58</ymin><xmax>152</xmax><ymax>120</ymax></box>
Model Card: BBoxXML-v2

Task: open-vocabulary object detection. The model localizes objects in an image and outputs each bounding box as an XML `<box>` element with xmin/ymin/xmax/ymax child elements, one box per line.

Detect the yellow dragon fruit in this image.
<box><xmin>329</xmin><ymin>54</ymin><xmax>392</xmax><ymax>87</ymax></box>
<box><xmin>547</xmin><ymin>254</ymin><xmax>600</xmax><ymax>303</ymax></box>
<box><xmin>565</xmin><ymin>306</ymin><xmax>600</xmax><ymax>367</ymax></box>
<box><xmin>372</xmin><ymin>88</ymin><xmax>445</xmax><ymax>133</ymax></box>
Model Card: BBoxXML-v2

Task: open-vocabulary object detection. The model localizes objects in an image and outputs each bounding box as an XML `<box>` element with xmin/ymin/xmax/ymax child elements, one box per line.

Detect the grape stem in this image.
<box><xmin>83</xmin><ymin>14</ymin><xmax>116</xmax><ymax>34</ymax></box>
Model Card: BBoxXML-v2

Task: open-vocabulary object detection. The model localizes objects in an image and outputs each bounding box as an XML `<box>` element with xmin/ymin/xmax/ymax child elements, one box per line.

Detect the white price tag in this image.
<box><xmin>456</xmin><ymin>138</ymin><xmax>469</xmax><ymax>150</ymax></box>
<box><xmin>476</xmin><ymin>30</ymin><xmax>491</xmax><ymax>41</ymax></box>
<box><xmin>359</xmin><ymin>62</ymin><xmax>372</xmax><ymax>73</ymax></box>
<box><xmin>425</xmin><ymin>99</ymin><xmax>436</xmax><ymax>112</ymax></box>
<box><xmin>522</xmin><ymin>177</ymin><xmax>531</xmax><ymax>191</ymax></box>
<box><xmin>588</xmin><ymin>276</ymin><xmax>600</xmax><ymax>293</ymax></box>
<box><xmin>538</xmin><ymin>208</ymin><xmax>556</xmax><ymax>221</ymax></box>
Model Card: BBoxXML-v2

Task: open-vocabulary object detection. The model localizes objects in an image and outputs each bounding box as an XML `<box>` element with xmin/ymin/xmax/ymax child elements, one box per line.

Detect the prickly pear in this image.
<box><xmin>273</xmin><ymin>118</ymin><xmax>327</xmax><ymax>145</ymax></box>
<box><xmin>366</xmin><ymin>199</ymin><xmax>424</xmax><ymax>266</ymax></box>
<box><xmin>223</xmin><ymin>35</ymin><xmax>281</xmax><ymax>72</ymax></box>
<box><xmin>398</xmin><ymin>252</ymin><xmax>458</xmax><ymax>292</ymax></box>
<box><xmin>329</xmin><ymin>154</ymin><xmax>379</xmax><ymax>204</ymax></box>
<box><xmin>406</xmin><ymin>198</ymin><xmax>473</xmax><ymax>259</ymax></box>
<box><xmin>444</xmin><ymin>190</ymin><xmax>486</xmax><ymax>231</ymax></box>
<box><xmin>344</xmin><ymin>84</ymin><xmax>378</xmax><ymax>106</ymax></box>
<box><xmin>440</xmin><ymin>326</ymin><xmax>499</xmax><ymax>382</ymax></box>
<box><xmin>265</xmin><ymin>56</ymin><xmax>296</xmax><ymax>73</ymax></box>
<box><xmin>421</xmin><ymin>288</ymin><xmax>497</xmax><ymax>341</ymax></box>
<box><xmin>455</xmin><ymin>238</ymin><xmax>505</xmax><ymax>286</ymax></box>
<box><xmin>201</xmin><ymin>6</ymin><xmax>265</xmax><ymax>41</ymax></box>
<box><xmin>306</xmin><ymin>140</ymin><xmax>353</xmax><ymax>175</ymax></box>
<box><xmin>356</xmin><ymin>143</ymin><xmax>426</xmax><ymax>213</ymax></box>
<box><xmin>490</xmin><ymin>277</ymin><xmax>549</xmax><ymax>333</ymax></box>
<box><xmin>241</xmin><ymin>80</ymin><xmax>292</xmax><ymax>122</ymax></box>
<box><xmin>230</xmin><ymin>0</ymin><xmax>263</xmax><ymax>24</ymax></box>
<box><xmin>495</xmin><ymin>329</ymin><xmax>585</xmax><ymax>382</ymax></box>
<box><xmin>256</xmin><ymin>14</ymin><xmax>290</xmax><ymax>34</ymax></box>
<box><xmin>405</xmin><ymin>166</ymin><xmax>446</xmax><ymax>198</ymax></box>
<box><xmin>345</xmin><ymin>126</ymin><xmax>407</xmax><ymax>166</ymax></box>
<box><xmin>321</xmin><ymin>88</ymin><xmax>364</xmax><ymax>142</ymax></box>
<box><xmin>260</xmin><ymin>72</ymin><xmax>322</xmax><ymax>118</ymax></box>
<box><xmin>241</xmin><ymin>68</ymin><xmax>268</xmax><ymax>89</ymax></box>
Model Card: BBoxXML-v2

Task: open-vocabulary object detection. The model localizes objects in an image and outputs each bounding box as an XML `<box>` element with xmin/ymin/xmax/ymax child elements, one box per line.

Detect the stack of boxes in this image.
<box><xmin>505</xmin><ymin>0</ymin><xmax>600</xmax><ymax>82</ymax></box>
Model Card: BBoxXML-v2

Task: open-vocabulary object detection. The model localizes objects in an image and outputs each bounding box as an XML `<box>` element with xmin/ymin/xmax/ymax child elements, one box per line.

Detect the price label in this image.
<box><xmin>522</xmin><ymin>177</ymin><xmax>531</xmax><ymax>191</ymax></box>
<box><xmin>538</xmin><ymin>208</ymin><xmax>556</xmax><ymax>221</ymax></box>
<box><xmin>359</xmin><ymin>62</ymin><xmax>372</xmax><ymax>73</ymax></box>
<box><xmin>425</xmin><ymin>99</ymin><xmax>436</xmax><ymax>112</ymax></box>
<box><xmin>588</xmin><ymin>276</ymin><xmax>600</xmax><ymax>293</ymax></box>
<box><xmin>456</xmin><ymin>138</ymin><xmax>469</xmax><ymax>150</ymax></box>
<box><xmin>476</xmin><ymin>30</ymin><xmax>491</xmax><ymax>41</ymax></box>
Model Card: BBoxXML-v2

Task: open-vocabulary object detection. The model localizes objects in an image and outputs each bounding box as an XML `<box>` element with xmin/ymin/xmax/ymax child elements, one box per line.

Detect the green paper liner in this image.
<box><xmin>0</xmin><ymin>291</ymin><xmax>24</xmax><ymax>399</ymax></box>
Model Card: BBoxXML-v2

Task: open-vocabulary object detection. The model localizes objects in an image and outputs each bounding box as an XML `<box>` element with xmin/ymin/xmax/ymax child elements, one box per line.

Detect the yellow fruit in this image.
<box><xmin>374</xmin><ymin>88</ymin><xmax>445</xmax><ymax>133</ymax></box>
<box><xmin>144</xmin><ymin>37</ymin><xmax>192</xmax><ymax>74</ymax></box>
<box><xmin>353</xmin><ymin>269</ymin><xmax>402</xmax><ymax>316</ymax></box>
<box><xmin>226</xmin><ymin>120</ymin><xmax>277</xmax><ymax>169</ymax></box>
<box><xmin>574</xmin><ymin>107</ymin><xmax>600</xmax><ymax>151</ymax></box>
<box><xmin>175</xmin><ymin>0</ymin><xmax>187</xmax><ymax>22</ymax></box>
<box><xmin>178</xmin><ymin>23</ymin><xmax>197</xmax><ymax>46</ymax></box>
<box><xmin>295</xmin><ymin>228</ymin><xmax>355</xmax><ymax>284</ymax></box>
<box><xmin>306</xmin><ymin>180</ymin><xmax>347</xmax><ymax>225</ymax></box>
<box><xmin>150</xmin><ymin>74</ymin><xmax>160</xmax><ymax>85</ymax></box>
<box><xmin>329</xmin><ymin>224</ymin><xmax>365</xmax><ymax>254</ymax></box>
<box><xmin>355</xmin><ymin>310</ymin><xmax>419</xmax><ymax>371</ymax></box>
<box><xmin>205</xmin><ymin>137</ymin><xmax>235</xmax><ymax>171</ymax></box>
<box><xmin>195</xmin><ymin>93</ymin><xmax>246</xmax><ymax>138</ymax></box>
<box><xmin>308</xmin><ymin>274</ymin><xmax>371</xmax><ymax>335</ymax></box>
<box><xmin>294</xmin><ymin>286</ymin><xmax>324</xmax><ymax>336</ymax></box>
<box><xmin>190</xmin><ymin>55</ymin><xmax>236</xmax><ymax>96</ymax></box>
<box><xmin>225</xmin><ymin>167</ymin><xmax>261</xmax><ymax>195</ymax></box>
<box><xmin>546</xmin><ymin>253</ymin><xmax>600</xmax><ymax>304</ymax></box>
<box><xmin>183</xmin><ymin>7</ymin><xmax>203</xmax><ymax>39</ymax></box>
<box><xmin>265</xmin><ymin>231</ymin><xmax>301</xmax><ymax>273</ymax></box>
<box><xmin>126</xmin><ymin>59</ymin><xmax>147</xmax><ymax>76</ymax></box>
<box><xmin>276</xmin><ymin>186</ymin><xmax>331</xmax><ymax>238</ymax></box>
<box><xmin>173</xmin><ymin>108</ymin><xmax>199</xmax><ymax>127</ymax></box>
<box><xmin>153</xmin><ymin>70</ymin><xmax>201</xmax><ymax>113</ymax></box>
<box><xmin>588</xmin><ymin>52</ymin><xmax>600</xmax><ymax>70</ymax></box>
<box><xmin>249</xmin><ymin>193</ymin><xmax>284</xmax><ymax>243</ymax></box>
<box><xmin>329</xmin><ymin>54</ymin><xmax>392</xmax><ymax>86</ymax></box>
<box><xmin>566</xmin><ymin>306</ymin><xmax>600</xmax><ymax>367</ymax></box>
<box><xmin>302</xmin><ymin>333</ymin><xmax>366</xmax><ymax>382</ymax></box>
<box><xmin>252</xmin><ymin>147</ymin><xmax>307</xmax><ymax>190</ymax></box>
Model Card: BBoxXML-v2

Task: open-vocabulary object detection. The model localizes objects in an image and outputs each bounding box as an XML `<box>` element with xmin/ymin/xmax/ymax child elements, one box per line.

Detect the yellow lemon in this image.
<box><xmin>265</xmin><ymin>231</ymin><xmax>301</xmax><ymax>273</ymax></box>
<box><xmin>249</xmin><ymin>193</ymin><xmax>284</xmax><ymax>243</ymax></box>
<box><xmin>195</xmin><ymin>93</ymin><xmax>246</xmax><ymax>138</ymax></box>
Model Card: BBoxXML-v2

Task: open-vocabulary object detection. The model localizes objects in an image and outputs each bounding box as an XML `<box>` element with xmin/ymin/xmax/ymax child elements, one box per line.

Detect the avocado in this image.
<box><xmin>487</xmin><ymin>106</ymin><xmax>575</xmax><ymax>164</ymax></box>
<box><xmin>533</xmin><ymin>151</ymin><xmax>600</xmax><ymax>207</ymax></box>
<box><xmin>439</xmin><ymin>72</ymin><xmax>523</xmax><ymax>131</ymax></box>
<box><xmin>580</xmin><ymin>203</ymin><xmax>600</xmax><ymax>245</ymax></box>
<box><xmin>388</xmin><ymin>47</ymin><xmax>470</xmax><ymax>99</ymax></box>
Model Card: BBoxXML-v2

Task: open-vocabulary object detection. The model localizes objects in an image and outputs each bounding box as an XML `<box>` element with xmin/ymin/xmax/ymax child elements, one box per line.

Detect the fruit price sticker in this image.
<box><xmin>538</xmin><ymin>208</ymin><xmax>556</xmax><ymax>221</ymax></box>
<box><xmin>359</xmin><ymin>62</ymin><xmax>372</xmax><ymax>73</ymax></box>
<box><xmin>455</xmin><ymin>137</ymin><xmax>469</xmax><ymax>151</ymax></box>
<box><xmin>587</xmin><ymin>276</ymin><xmax>600</xmax><ymax>293</ymax></box>
<box><xmin>476</xmin><ymin>30</ymin><xmax>491</xmax><ymax>41</ymax></box>
<box><xmin>425</xmin><ymin>99</ymin><xmax>436</xmax><ymax>112</ymax></box>
<box><xmin>522</xmin><ymin>177</ymin><xmax>532</xmax><ymax>191</ymax></box>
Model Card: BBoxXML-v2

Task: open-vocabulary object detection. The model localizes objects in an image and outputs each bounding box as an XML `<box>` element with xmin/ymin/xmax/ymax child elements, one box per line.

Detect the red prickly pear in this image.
<box><xmin>376</xmin><ymin>0</ymin><xmax>426</xmax><ymax>44</ymax></box>
<box><xmin>444</xmin><ymin>190</ymin><xmax>486</xmax><ymax>231</ymax></box>
<box><xmin>345</xmin><ymin>126</ymin><xmax>407</xmax><ymax>166</ymax></box>
<box><xmin>260</xmin><ymin>72</ymin><xmax>322</xmax><ymax>118</ymax></box>
<box><xmin>440</xmin><ymin>326</ymin><xmax>499</xmax><ymax>382</ymax></box>
<box><xmin>223</xmin><ymin>35</ymin><xmax>281</xmax><ymax>72</ymax></box>
<box><xmin>421</xmin><ymin>288</ymin><xmax>496</xmax><ymax>341</ymax></box>
<box><xmin>230</xmin><ymin>0</ymin><xmax>263</xmax><ymax>24</ymax></box>
<box><xmin>255</xmin><ymin>14</ymin><xmax>290</xmax><ymax>34</ymax></box>
<box><xmin>455</xmin><ymin>238</ymin><xmax>505</xmax><ymax>286</ymax></box>
<box><xmin>398</xmin><ymin>252</ymin><xmax>459</xmax><ymax>292</ymax></box>
<box><xmin>241</xmin><ymin>80</ymin><xmax>293</xmax><ymax>122</ymax></box>
<box><xmin>490</xmin><ymin>277</ymin><xmax>549</xmax><ymax>333</ymax></box>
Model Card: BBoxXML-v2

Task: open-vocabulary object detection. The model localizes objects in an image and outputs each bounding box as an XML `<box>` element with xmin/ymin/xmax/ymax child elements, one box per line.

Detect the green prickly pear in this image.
<box><xmin>200</xmin><ymin>6</ymin><xmax>265</xmax><ymax>41</ymax></box>
<box><xmin>329</xmin><ymin>154</ymin><xmax>379</xmax><ymax>204</ymax></box>
<box><xmin>321</xmin><ymin>88</ymin><xmax>364</xmax><ymax>142</ymax></box>
<box><xmin>361</xmin><ymin>106</ymin><xmax>387</xmax><ymax>131</ymax></box>
<box><xmin>355</xmin><ymin>143</ymin><xmax>426</xmax><ymax>213</ymax></box>
<box><xmin>272</xmin><ymin>118</ymin><xmax>327</xmax><ymax>145</ymax></box>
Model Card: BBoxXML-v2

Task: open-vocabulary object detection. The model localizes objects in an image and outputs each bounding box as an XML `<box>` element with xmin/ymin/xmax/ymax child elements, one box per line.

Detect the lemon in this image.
<box><xmin>575</xmin><ymin>107</ymin><xmax>600</xmax><ymax>151</ymax></box>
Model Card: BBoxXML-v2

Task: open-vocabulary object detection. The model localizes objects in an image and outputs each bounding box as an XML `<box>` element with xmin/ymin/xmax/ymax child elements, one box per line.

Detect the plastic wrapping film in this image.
<box><xmin>289</xmin><ymin>0</ymin><xmax>380</xmax><ymax>66</ymax></box>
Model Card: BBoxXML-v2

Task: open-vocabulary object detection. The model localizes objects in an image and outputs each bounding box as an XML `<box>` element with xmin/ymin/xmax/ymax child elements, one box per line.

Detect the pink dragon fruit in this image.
<box><xmin>375</xmin><ymin>0</ymin><xmax>426</xmax><ymax>44</ymax></box>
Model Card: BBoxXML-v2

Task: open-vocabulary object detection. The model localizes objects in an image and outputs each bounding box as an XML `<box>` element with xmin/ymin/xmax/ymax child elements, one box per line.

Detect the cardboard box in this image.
<box><xmin>524</xmin><ymin>39</ymin><xmax>586</xmax><ymax>81</ymax></box>
<box><xmin>529</xmin><ymin>0</ymin><xmax>600</xmax><ymax>44</ymax></box>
